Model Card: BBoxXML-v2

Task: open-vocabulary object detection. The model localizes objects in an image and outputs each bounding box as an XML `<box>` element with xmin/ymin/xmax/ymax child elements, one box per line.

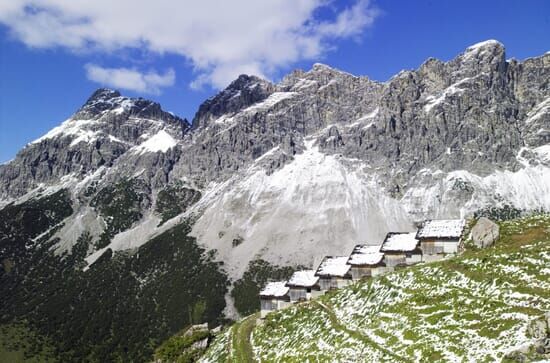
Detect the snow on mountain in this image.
<box><xmin>191</xmin><ymin>139</ymin><xmax>413</xmax><ymax>278</ymax></box>
<box><xmin>1</xmin><ymin>39</ymin><xmax>549</xmax><ymax>284</ymax></box>
<box><xmin>31</xmin><ymin>118</ymin><xmax>98</xmax><ymax>145</ymax></box>
<box><xmin>526</xmin><ymin>97</ymin><xmax>550</xmax><ymax>124</ymax></box>
<box><xmin>401</xmin><ymin>165</ymin><xmax>550</xmax><ymax>221</ymax></box>
<box><xmin>135</xmin><ymin>130</ymin><xmax>178</xmax><ymax>153</ymax></box>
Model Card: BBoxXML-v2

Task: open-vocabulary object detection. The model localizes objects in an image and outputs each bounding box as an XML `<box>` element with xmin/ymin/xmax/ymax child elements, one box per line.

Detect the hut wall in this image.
<box><xmin>319</xmin><ymin>277</ymin><xmax>350</xmax><ymax>291</ymax></box>
<box><xmin>422</xmin><ymin>253</ymin><xmax>444</xmax><ymax>262</ymax></box>
<box><xmin>384</xmin><ymin>254</ymin><xmax>406</xmax><ymax>267</ymax></box>
<box><xmin>289</xmin><ymin>287</ymin><xmax>308</xmax><ymax>302</ymax></box>
<box><xmin>421</xmin><ymin>239</ymin><xmax>460</xmax><ymax>254</ymax></box>
<box><xmin>371</xmin><ymin>266</ymin><xmax>390</xmax><ymax>276</ymax></box>
<box><xmin>350</xmin><ymin>266</ymin><xmax>372</xmax><ymax>280</ymax></box>
<box><xmin>405</xmin><ymin>252</ymin><xmax>422</xmax><ymax>265</ymax></box>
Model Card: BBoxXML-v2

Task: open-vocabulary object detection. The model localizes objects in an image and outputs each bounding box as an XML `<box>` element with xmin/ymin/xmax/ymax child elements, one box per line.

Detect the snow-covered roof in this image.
<box><xmin>259</xmin><ymin>281</ymin><xmax>289</xmax><ymax>298</ymax></box>
<box><xmin>347</xmin><ymin>245</ymin><xmax>384</xmax><ymax>266</ymax></box>
<box><xmin>286</xmin><ymin>270</ymin><xmax>319</xmax><ymax>287</ymax></box>
<box><xmin>416</xmin><ymin>219</ymin><xmax>466</xmax><ymax>239</ymax></box>
<box><xmin>315</xmin><ymin>256</ymin><xmax>351</xmax><ymax>277</ymax></box>
<box><xmin>380</xmin><ymin>232</ymin><xmax>419</xmax><ymax>252</ymax></box>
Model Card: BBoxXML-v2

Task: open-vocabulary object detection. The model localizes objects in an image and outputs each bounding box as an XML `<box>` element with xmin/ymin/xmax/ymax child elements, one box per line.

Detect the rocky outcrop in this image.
<box><xmin>471</xmin><ymin>217</ymin><xmax>500</xmax><ymax>248</ymax></box>
<box><xmin>0</xmin><ymin>40</ymin><xmax>549</xmax><ymax>278</ymax></box>
<box><xmin>505</xmin><ymin>313</ymin><xmax>550</xmax><ymax>362</ymax></box>
<box><xmin>0</xmin><ymin>89</ymin><xmax>189</xmax><ymax>199</ymax></box>
<box><xmin>191</xmin><ymin>75</ymin><xmax>275</xmax><ymax>129</ymax></box>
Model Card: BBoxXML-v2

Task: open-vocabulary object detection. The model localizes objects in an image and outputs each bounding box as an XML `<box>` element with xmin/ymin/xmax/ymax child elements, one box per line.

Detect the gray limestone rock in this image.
<box><xmin>0</xmin><ymin>40</ymin><xmax>549</xmax><ymax>277</ymax></box>
<box><xmin>471</xmin><ymin>217</ymin><xmax>500</xmax><ymax>248</ymax></box>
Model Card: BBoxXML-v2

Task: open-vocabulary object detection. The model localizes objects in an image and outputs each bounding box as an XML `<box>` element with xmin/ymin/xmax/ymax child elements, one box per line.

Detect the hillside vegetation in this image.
<box><xmin>201</xmin><ymin>215</ymin><xmax>550</xmax><ymax>362</ymax></box>
<box><xmin>0</xmin><ymin>191</ymin><xmax>229</xmax><ymax>362</ymax></box>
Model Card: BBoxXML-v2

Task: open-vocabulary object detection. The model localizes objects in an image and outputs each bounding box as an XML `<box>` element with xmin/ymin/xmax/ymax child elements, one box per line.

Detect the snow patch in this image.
<box><xmin>380</xmin><ymin>232</ymin><xmax>419</xmax><ymax>252</ymax></box>
<box><xmin>424</xmin><ymin>78</ymin><xmax>472</xmax><ymax>113</ymax></box>
<box><xmin>260</xmin><ymin>281</ymin><xmax>289</xmax><ymax>297</ymax></box>
<box><xmin>525</xmin><ymin>97</ymin><xmax>550</xmax><ymax>124</ymax></box>
<box><xmin>315</xmin><ymin>256</ymin><xmax>351</xmax><ymax>277</ymax></box>
<box><xmin>347</xmin><ymin>245</ymin><xmax>384</xmax><ymax>266</ymax></box>
<box><xmin>402</xmin><ymin>165</ymin><xmax>550</xmax><ymax>219</ymax></box>
<box><xmin>287</xmin><ymin>270</ymin><xmax>319</xmax><ymax>287</ymax></box>
<box><xmin>191</xmin><ymin>139</ymin><xmax>413</xmax><ymax>279</ymax></box>
<box><xmin>135</xmin><ymin>130</ymin><xmax>177</xmax><ymax>153</ymax></box>
<box><xmin>31</xmin><ymin>118</ymin><xmax>97</xmax><ymax>144</ymax></box>
<box><xmin>244</xmin><ymin>92</ymin><xmax>297</xmax><ymax>113</ymax></box>
<box><xmin>417</xmin><ymin>219</ymin><xmax>466</xmax><ymax>239</ymax></box>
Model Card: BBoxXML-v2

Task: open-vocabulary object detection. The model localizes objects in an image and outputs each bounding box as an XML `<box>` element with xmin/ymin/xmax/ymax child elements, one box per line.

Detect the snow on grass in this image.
<box><xmin>233</xmin><ymin>216</ymin><xmax>550</xmax><ymax>362</ymax></box>
<box><xmin>198</xmin><ymin>328</ymin><xmax>231</xmax><ymax>363</ymax></box>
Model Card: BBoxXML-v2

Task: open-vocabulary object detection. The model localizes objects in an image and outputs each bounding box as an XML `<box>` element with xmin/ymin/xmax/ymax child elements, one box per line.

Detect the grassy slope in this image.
<box><xmin>200</xmin><ymin>313</ymin><xmax>259</xmax><ymax>363</ymax></box>
<box><xmin>202</xmin><ymin>215</ymin><xmax>550</xmax><ymax>362</ymax></box>
<box><xmin>0</xmin><ymin>323</ymin><xmax>56</xmax><ymax>363</ymax></box>
<box><xmin>1</xmin><ymin>188</ymin><xmax>229</xmax><ymax>362</ymax></box>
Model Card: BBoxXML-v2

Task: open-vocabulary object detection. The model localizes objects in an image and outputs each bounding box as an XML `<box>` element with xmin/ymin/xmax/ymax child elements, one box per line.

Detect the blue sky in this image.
<box><xmin>1</xmin><ymin>0</ymin><xmax>549</xmax><ymax>162</ymax></box>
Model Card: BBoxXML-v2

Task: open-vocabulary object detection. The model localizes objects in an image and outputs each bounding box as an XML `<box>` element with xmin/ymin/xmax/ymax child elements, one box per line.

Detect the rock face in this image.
<box><xmin>0</xmin><ymin>40</ymin><xmax>549</xmax><ymax>278</ymax></box>
<box><xmin>471</xmin><ymin>217</ymin><xmax>500</xmax><ymax>248</ymax></box>
<box><xmin>0</xmin><ymin>88</ymin><xmax>189</xmax><ymax>199</ymax></box>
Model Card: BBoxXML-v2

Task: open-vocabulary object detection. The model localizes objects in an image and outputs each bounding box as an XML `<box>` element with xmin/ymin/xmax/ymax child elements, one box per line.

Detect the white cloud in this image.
<box><xmin>84</xmin><ymin>64</ymin><xmax>175</xmax><ymax>94</ymax></box>
<box><xmin>0</xmin><ymin>0</ymin><xmax>380</xmax><ymax>89</ymax></box>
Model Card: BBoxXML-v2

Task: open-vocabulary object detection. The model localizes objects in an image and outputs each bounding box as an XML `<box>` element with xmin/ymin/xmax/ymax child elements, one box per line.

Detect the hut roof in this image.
<box><xmin>417</xmin><ymin>219</ymin><xmax>466</xmax><ymax>239</ymax></box>
<box><xmin>259</xmin><ymin>281</ymin><xmax>289</xmax><ymax>298</ymax></box>
<box><xmin>315</xmin><ymin>256</ymin><xmax>351</xmax><ymax>277</ymax></box>
<box><xmin>347</xmin><ymin>245</ymin><xmax>384</xmax><ymax>266</ymax></box>
<box><xmin>380</xmin><ymin>232</ymin><xmax>419</xmax><ymax>252</ymax></box>
<box><xmin>287</xmin><ymin>270</ymin><xmax>319</xmax><ymax>288</ymax></box>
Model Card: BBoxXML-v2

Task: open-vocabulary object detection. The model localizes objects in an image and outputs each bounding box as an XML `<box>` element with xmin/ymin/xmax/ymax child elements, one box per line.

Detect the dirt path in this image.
<box><xmin>313</xmin><ymin>300</ymin><xmax>411</xmax><ymax>362</ymax></box>
<box><xmin>229</xmin><ymin>313</ymin><xmax>258</xmax><ymax>362</ymax></box>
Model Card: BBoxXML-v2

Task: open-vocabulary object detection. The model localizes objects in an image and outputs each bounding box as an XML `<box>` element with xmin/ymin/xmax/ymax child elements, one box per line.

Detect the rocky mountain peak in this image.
<box><xmin>192</xmin><ymin>74</ymin><xmax>274</xmax><ymax>129</ymax></box>
<box><xmin>85</xmin><ymin>88</ymin><xmax>122</xmax><ymax>103</ymax></box>
<box><xmin>461</xmin><ymin>39</ymin><xmax>505</xmax><ymax>64</ymax></box>
<box><xmin>451</xmin><ymin>39</ymin><xmax>506</xmax><ymax>78</ymax></box>
<box><xmin>464</xmin><ymin>39</ymin><xmax>504</xmax><ymax>55</ymax></box>
<box><xmin>307</xmin><ymin>62</ymin><xmax>356</xmax><ymax>83</ymax></box>
<box><xmin>74</xmin><ymin>88</ymin><xmax>187</xmax><ymax>126</ymax></box>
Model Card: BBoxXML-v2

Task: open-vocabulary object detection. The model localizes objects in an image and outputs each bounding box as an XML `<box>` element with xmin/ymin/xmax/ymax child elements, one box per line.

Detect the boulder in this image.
<box><xmin>528</xmin><ymin>318</ymin><xmax>548</xmax><ymax>339</ymax></box>
<box><xmin>471</xmin><ymin>217</ymin><xmax>500</xmax><ymax>248</ymax></box>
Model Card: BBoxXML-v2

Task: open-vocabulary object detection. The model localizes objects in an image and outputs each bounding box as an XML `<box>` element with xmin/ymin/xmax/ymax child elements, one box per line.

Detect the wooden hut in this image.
<box><xmin>315</xmin><ymin>256</ymin><xmax>352</xmax><ymax>291</ymax></box>
<box><xmin>417</xmin><ymin>219</ymin><xmax>466</xmax><ymax>261</ymax></box>
<box><xmin>347</xmin><ymin>245</ymin><xmax>387</xmax><ymax>280</ymax></box>
<box><xmin>259</xmin><ymin>281</ymin><xmax>291</xmax><ymax>318</ymax></box>
<box><xmin>286</xmin><ymin>270</ymin><xmax>321</xmax><ymax>302</ymax></box>
<box><xmin>380</xmin><ymin>232</ymin><xmax>422</xmax><ymax>267</ymax></box>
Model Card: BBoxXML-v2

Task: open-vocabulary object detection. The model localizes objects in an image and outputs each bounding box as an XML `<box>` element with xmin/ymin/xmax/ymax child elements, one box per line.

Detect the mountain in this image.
<box><xmin>201</xmin><ymin>215</ymin><xmax>550</xmax><ymax>362</ymax></box>
<box><xmin>0</xmin><ymin>40</ymin><xmax>549</xmax><ymax>361</ymax></box>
